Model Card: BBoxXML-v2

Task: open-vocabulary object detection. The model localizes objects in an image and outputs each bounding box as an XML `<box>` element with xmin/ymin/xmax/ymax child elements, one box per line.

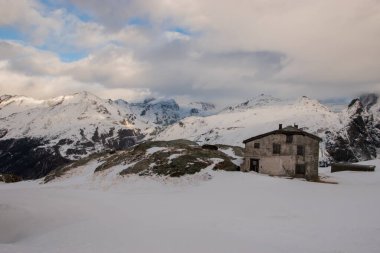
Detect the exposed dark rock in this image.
<box><xmin>0</xmin><ymin>173</ymin><xmax>23</xmax><ymax>183</ymax></box>
<box><xmin>96</xmin><ymin>105</ymin><xmax>110</xmax><ymax>115</ymax></box>
<box><xmin>0</xmin><ymin>138</ymin><xmax>71</xmax><ymax>179</ymax></box>
<box><xmin>66</xmin><ymin>148</ymin><xmax>88</xmax><ymax>156</ymax></box>
<box><xmin>0</xmin><ymin>125</ymin><xmax>144</xmax><ymax>180</ymax></box>
<box><xmin>190</xmin><ymin>108</ymin><xmax>199</xmax><ymax>114</ymax></box>
<box><xmin>79</xmin><ymin>129</ymin><xmax>86</xmax><ymax>140</ymax></box>
<box><xmin>92</xmin><ymin>127</ymin><xmax>100</xmax><ymax>142</ymax></box>
<box><xmin>0</xmin><ymin>129</ymin><xmax>7</xmax><ymax>138</ymax></box>
<box><xmin>57</xmin><ymin>139</ymin><xmax>74</xmax><ymax>145</ymax></box>
<box><xmin>214</xmin><ymin>160</ymin><xmax>239</xmax><ymax>171</ymax></box>
<box><xmin>202</xmin><ymin>144</ymin><xmax>218</xmax><ymax>150</ymax></box>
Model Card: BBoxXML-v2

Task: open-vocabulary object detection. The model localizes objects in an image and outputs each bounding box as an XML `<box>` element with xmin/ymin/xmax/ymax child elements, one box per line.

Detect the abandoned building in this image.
<box><xmin>241</xmin><ymin>124</ymin><xmax>321</xmax><ymax>180</ymax></box>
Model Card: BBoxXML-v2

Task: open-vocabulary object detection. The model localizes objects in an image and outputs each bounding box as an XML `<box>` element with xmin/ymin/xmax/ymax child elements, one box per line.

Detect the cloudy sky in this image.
<box><xmin>0</xmin><ymin>0</ymin><xmax>379</xmax><ymax>104</ymax></box>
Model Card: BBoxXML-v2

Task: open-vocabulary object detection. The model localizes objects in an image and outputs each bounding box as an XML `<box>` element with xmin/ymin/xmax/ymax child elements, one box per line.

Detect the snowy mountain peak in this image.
<box><xmin>62</xmin><ymin>91</ymin><xmax>105</xmax><ymax>104</ymax></box>
<box><xmin>296</xmin><ymin>95</ymin><xmax>319</xmax><ymax>105</ymax></box>
<box><xmin>224</xmin><ymin>94</ymin><xmax>282</xmax><ymax>111</ymax></box>
<box><xmin>359</xmin><ymin>93</ymin><xmax>378</xmax><ymax>111</ymax></box>
<box><xmin>294</xmin><ymin>96</ymin><xmax>332</xmax><ymax>113</ymax></box>
<box><xmin>347</xmin><ymin>98</ymin><xmax>364</xmax><ymax>116</ymax></box>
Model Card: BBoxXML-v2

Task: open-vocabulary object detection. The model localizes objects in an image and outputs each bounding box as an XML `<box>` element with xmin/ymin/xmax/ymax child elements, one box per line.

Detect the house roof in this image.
<box><xmin>243</xmin><ymin>125</ymin><xmax>322</xmax><ymax>144</ymax></box>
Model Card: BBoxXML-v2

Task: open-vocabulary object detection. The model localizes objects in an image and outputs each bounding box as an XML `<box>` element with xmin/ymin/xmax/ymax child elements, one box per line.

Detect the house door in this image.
<box><xmin>250</xmin><ymin>159</ymin><xmax>260</xmax><ymax>172</ymax></box>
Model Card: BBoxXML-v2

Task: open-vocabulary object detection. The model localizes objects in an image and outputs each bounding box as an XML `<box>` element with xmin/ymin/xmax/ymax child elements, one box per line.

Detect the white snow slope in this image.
<box><xmin>1</xmin><ymin>159</ymin><xmax>380</xmax><ymax>253</ymax></box>
<box><xmin>0</xmin><ymin>91</ymin><xmax>148</xmax><ymax>139</ymax></box>
<box><xmin>0</xmin><ymin>92</ymin><xmax>216</xmax><ymax>140</ymax></box>
<box><xmin>0</xmin><ymin>91</ymin><xmax>216</xmax><ymax>159</ymax></box>
<box><xmin>156</xmin><ymin>95</ymin><xmax>343</xmax><ymax>150</ymax></box>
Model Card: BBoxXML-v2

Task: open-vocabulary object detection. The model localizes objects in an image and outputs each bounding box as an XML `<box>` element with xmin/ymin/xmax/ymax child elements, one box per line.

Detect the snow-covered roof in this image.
<box><xmin>243</xmin><ymin>125</ymin><xmax>322</xmax><ymax>144</ymax></box>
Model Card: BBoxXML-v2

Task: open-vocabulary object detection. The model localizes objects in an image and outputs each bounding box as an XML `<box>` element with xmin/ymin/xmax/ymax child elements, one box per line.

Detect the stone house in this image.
<box><xmin>241</xmin><ymin>124</ymin><xmax>321</xmax><ymax>180</ymax></box>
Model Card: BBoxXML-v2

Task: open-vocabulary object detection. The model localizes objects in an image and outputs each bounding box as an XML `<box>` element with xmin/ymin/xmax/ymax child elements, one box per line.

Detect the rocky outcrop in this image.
<box><xmin>44</xmin><ymin>140</ymin><xmax>241</xmax><ymax>182</ymax></box>
<box><xmin>0</xmin><ymin>173</ymin><xmax>23</xmax><ymax>183</ymax></box>
<box><xmin>0</xmin><ymin>138</ymin><xmax>71</xmax><ymax>179</ymax></box>
<box><xmin>0</xmin><ymin>126</ymin><xmax>143</xmax><ymax>179</ymax></box>
<box><xmin>326</xmin><ymin>98</ymin><xmax>380</xmax><ymax>162</ymax></box>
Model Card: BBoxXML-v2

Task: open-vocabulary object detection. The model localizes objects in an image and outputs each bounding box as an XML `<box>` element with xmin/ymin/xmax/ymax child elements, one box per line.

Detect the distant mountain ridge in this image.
<box><xmin>0</xmin><ymin>91</ymin><xmax>379</xmax><ymax>180</ymax></box>
<box><xmin>156</xmin><ymin>94</ymin><xmax>380</xmax><ymax>164</ymax></box>
<box><xmin>0</xmin><ymin>91</ymin><xmax>216</xmax><ymax>179</ymax></box>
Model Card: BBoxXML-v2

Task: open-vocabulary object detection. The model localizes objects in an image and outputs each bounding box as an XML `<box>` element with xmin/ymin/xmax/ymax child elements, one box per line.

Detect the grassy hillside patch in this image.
<box><xmin>44</xmin><ymin>139</ymin><xmax>242</xmax><ymax>182</ymax></box>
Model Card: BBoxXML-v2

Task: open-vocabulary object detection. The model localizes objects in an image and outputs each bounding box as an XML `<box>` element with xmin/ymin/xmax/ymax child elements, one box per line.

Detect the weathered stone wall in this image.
<box><xmin>241</xmin><ymin>134</ymin><xmax>319</xmax><ymax>180</ymax></box>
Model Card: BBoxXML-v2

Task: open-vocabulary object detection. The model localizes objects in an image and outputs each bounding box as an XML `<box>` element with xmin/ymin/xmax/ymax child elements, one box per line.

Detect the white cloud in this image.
<box><xmin>0</xmin><ymin>0</ymin><xmax>379</xmax><ymax>103</ymax></box>
<box><xmin>67</xmin><ymin>45</ymin><xmax>145</xmax><ymax>86</ymax></box>
<box><xmin>0</xmin><ymin>0</ymin><xmax>60</xmax><ymax>45</ymax></box>
<box><xmin>0</xmin><ymin>41</ymin><xmax>149</xmax><ymax>100</ymax></box>
<box><xmin>165</xmin><ymin>31</ymin><xmax>191</xmax><ymax>42</ymax></box>
<box><xmin>63</xmin><ymin>0</ymin><xmax>380</xmax><ymax>100</ymax></box>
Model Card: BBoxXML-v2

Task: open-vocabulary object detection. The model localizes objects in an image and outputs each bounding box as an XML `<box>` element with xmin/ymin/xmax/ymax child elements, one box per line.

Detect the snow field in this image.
<box><xmin>1</xmin><ymin>159</ymin><xmax>380</xmax><ymax>253</ymax></box>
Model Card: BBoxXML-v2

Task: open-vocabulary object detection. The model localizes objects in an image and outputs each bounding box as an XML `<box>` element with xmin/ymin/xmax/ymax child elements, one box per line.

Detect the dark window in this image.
<box><xmin>273</xmin><ymin>143</ymin><xmax>281</xmax><ymax>154</ymax></box>
<box><xmin>297</xmin><ymin>145</ymin><xmax>305</xmax><ymax>156</ymax></box>
<box><xmin>296</xmin><ymin>164</ymin><xmax>306</xmax><ymax>175</ymax></box>
<box><xmin>286</xmin><ymin>135</ymin><xmax>293</xmax><ymax>143</ymax></box>
<box><xmin>254</xmin><ymin>143</ymin><xmax>260</xmax><ymax>149</ymax></box>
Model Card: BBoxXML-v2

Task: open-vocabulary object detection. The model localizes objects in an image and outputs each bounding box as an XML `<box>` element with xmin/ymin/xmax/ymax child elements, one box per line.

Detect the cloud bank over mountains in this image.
<box><xmin>0</xmin><ymin>0</ymin><xmax>379</xmax><ymax>103</ymax></box>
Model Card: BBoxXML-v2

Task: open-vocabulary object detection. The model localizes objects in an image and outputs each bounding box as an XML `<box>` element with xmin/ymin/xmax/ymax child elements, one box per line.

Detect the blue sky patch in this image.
<box><xmin>127</xmin><ymin>17</ymin><xmax>151</xmax><ymax>27</ymax></box>
<box><xmin>40</xmin><ymin>0</ymin><xmax>93</xmax><ymax>22</ymax></box>
<box><xmin>37</xmin><ymin>44</ymin><xmax>88</xmax><ymax>62</ymax></box>
<box><xmin>0</xmin><ymin>26</ymin><xmax>24</xmax><ymax>41</ymax></box>
<box><xmin>171</xmin><ymin>27</ymin><xmax>192</xmax><ymax>36</ymax></box>
<box><xmin>58</xmin><ymin>51</ymin><xmax>88</xmax><ymax>62</ymax></box>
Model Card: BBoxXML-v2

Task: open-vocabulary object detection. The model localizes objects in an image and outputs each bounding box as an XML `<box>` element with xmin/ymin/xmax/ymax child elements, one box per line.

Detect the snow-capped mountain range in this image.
<box><xmin>0</xmin><ymin>91</ymin><xmax>216</xmax><ymax>143</ymax></box>
<box><xmin>0</xmin><ymin>91</ymin><xmax>379</xmax><ymax>179</ymax></box>
<box><xmin>157</xmin><ymin>94</ymin><xmax>380</xmax><ymax>162</ymax></box>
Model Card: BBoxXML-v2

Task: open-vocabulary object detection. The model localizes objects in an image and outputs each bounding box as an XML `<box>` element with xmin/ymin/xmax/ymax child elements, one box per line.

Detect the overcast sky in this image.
<box><xmin>0</xmin><ymin>0</ymin><xmax>379</xmax><ymax>104</ymax></box>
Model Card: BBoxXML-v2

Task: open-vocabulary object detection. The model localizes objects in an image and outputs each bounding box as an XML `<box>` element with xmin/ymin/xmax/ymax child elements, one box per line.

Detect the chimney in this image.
<box><xmin>279</xmin><ymin>124</ymin><xmax>282</xmax><ymax>130</ymax></box>
<box><xmin>294</xmin><ymin>124</ymin><xmax>298</xmax><ymax>129</ymax></box>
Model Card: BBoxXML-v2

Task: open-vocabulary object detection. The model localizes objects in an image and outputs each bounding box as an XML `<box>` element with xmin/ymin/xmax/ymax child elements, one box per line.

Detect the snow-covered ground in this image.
<box><xmin>1</xmin><ymin>159</ymin><xmax>380</xmax><ymax>253</ymax></box>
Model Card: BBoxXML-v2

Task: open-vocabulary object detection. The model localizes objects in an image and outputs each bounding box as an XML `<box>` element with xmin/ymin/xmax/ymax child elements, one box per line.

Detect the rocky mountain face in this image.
<box><xmin>0</xmin><ymin>92</ymin><xmax>215</xmax><ymax>179</ymax></box>
<box><xmin>326</xmin><ymin>95</ymin><xmax>380</xmax><ymax>162</ymax></box>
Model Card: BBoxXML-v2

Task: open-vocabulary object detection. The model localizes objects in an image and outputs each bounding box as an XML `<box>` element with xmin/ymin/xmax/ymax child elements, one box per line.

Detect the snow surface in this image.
<box><xmin>219</xmin><ymin>147</ymin><xmax>244</xmax><ymax>166</ymax></box>
<box><xmin>1</xmin><ymin>159</ymin><xmax>380</xmax><ymax>253</ymax></box>
<box><xmin>146</xmin><ymin>146</ymin><xmax>168</xmax><ymax>155</ymax></box>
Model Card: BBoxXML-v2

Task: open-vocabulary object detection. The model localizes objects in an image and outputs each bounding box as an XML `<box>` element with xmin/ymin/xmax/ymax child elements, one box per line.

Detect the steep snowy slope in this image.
<box><xmin>0</xmin><ymin>92</ymin><xmax>148</xmax><ymax>178</ymax></box>
<box><xmin>156</xmin><ymin>95</ymin><xmax>341</xmax><ymax>149</ymax></box>
<box><xmin>1</xmin><ymin>92</ymin><xmax>143</xmax><ymax>139</ymax></box>
<box><xmin>0</xmin><ymin>91</ymin><xmax>217</xmax><ymax>179</ymax></box>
